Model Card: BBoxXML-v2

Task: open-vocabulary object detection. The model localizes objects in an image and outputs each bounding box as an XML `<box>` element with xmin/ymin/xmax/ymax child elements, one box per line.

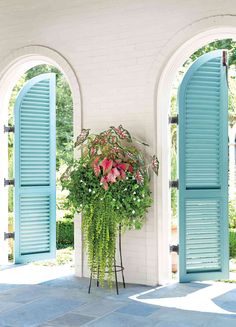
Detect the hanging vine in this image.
<box><xmin>61</xmin><ymin>125</ymin><xmax>159</xmax><ymax>287</ymax></box>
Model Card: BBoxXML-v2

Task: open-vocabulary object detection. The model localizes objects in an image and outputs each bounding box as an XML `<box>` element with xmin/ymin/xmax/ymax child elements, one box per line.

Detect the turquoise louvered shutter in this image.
<box><xmin>14</xmin><ymin>73</ymin><xmax>56</xmax><ymax>263</ymax></box>
<box><xmin>178</xmin><ymin>50</ymin><xmax>229</xmax><ymax>282</ymax></box>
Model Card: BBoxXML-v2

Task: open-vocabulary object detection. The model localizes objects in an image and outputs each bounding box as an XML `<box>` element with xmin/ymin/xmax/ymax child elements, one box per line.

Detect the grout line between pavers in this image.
<box><xmin>0</xmin><ymin>302</ymin><xmax>24</xmax><ymax>315</ymax></box>
<box><xmin>0</xmin><ymin>295</ymin><xmax>47</xmax><ymax>315</ymax></box>
<box><xmin>44</xmin><ymin>312</ymin><xmax>96</xmax><ymax>327</ymax></box>
<box><xmin>78</xmin><ymin>303</ymin><xmax>127</xmax><ymax>326</ymax></box>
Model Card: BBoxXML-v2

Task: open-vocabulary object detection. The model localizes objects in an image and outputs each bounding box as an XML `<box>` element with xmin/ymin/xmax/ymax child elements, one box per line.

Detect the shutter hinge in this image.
<box><xmin>170</xmin><ymin>244</ymin><xmax>179</xmax><ymax>254</ymax></box>
<box><xmin>4</xmin><ymin>232</ymin><xmax>15</xmax><ymax>240</ymax></box>
<box><xmin>4</xmin><ymin>178</ymin><xmax>15</xmax><ymax>187</ymax></box>
<box><xmin>169</xmin><ymin>180</ymin><xmax>179</xmax><ymax>189</ymax></box>
<box><xmin>169</xmin><ymin>115</ymin><xmax>178</xmax><ymax>125</ymax></box>
<box><xmin>4</xmin><ymin>125</ymin><xmax>15</xmax><ymax>133</ymax></box>
<box><xmin>223</xmin><ymin>50</ymin><xmax>227</xmax><ymax>66</ymax></box>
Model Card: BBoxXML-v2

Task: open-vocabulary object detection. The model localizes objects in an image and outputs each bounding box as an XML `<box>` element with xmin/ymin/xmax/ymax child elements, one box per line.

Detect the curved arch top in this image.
<box><xmin>154</xmin><ymin>15</ymin><xmax>236</xmax><ymax>87</ymax></box>
<box><xmin>15</xmin><ymin>73</ymin><xmax>55</xmax><ymax>103</ymax></box>
<box><xmin>0</xmin><ymin>45</ymin><xmax>82</xmax><ymax>115</ymax></box>
<box><xmin>179</xmin><ymin>49</ymin><xmax>223</xmax><ymax>92</ymax></box>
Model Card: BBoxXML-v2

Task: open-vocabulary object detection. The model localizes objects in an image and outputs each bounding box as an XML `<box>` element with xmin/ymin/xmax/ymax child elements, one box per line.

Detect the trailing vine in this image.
<box><xmin>61</xmin><ymin>125</ymin><xmax>159</xmax><ymax>287</ymax></box>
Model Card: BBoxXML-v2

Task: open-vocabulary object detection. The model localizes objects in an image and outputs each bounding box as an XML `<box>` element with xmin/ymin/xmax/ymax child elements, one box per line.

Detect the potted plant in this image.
<box><xmin>61</xmin><ymin>125</ymin><xmax>159</xmax><ymax>286</ymax></box>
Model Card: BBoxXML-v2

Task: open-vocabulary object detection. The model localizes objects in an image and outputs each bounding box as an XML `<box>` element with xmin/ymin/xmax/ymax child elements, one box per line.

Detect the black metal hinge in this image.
<box><xmin>4</xmin><ymin>232</ymin><xmax>15</xmax><ymax>240</ymax></box>
<box><xmin>4</xmin><ymin>178</ymin><xmax>15</xmax><ymax>187</ymax></box>
<box><xmin>170</xmin><ymin>244</ymin><xmax>179</xmax><ymax>254</ymax></box>
<box><xmin>169</xmin><ymin>180</ymin><xmax>179</xmax><ymax>189</ymax></box>
<box><xmin>169</xmin><ymin>115</ymin><xmax>178</xmax><ymax>124</ymax></box>
<box><xmin>4</xmin><ymin>125</ymin><xmax>15</xmax><ymax>133</ymax></box>
<box><xmin>223</xmin><ymin>50</ymin><xmax>227</xmax><ymax>66</ymax></box>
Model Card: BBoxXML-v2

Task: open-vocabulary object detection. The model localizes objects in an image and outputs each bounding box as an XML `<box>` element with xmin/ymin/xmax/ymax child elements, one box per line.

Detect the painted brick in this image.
<box><xmin>0</xmin><ymin>0</ymin><xmax>234</xmax><ymax>285</ymax></box>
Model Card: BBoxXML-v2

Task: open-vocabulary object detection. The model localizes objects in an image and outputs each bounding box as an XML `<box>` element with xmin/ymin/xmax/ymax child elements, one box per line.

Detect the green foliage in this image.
<box><xmin>170</xmin><ymin>94</ymin><xmax>178</xmax><ymax>219</ymax></box>
<box><xmin>171</xmin><ymin>152</ymin><xmax>177</xmax><ymax>219</ymax></box>
<box><xmin>190</xmin><ymin>39</ymin><xmax>236</xmax><ymax>65</ymax></box>
<box><xmin>61</xmin><ymin>126</ymin><xmax>154</xmax><ymax>287</ymax></box>
<box><xmin>229</xmin><ymin>200</ymin><xmax>236</xmax><ymax>229</ymax></box>
<box><xmin>229</xmin><ymin>196</ymin><xmax>236</xmax><ymax>259</ymax></box>
<box><xmin>230</xmin><ymin>230</ymin><xmax>236</xmax><ymax>258</ymax></box>
<box><xmin>32</xmin><ymin>246</ymin><xmax>74</xmax><ymax>266</ymax></box>
<box><xmin>83</xmin><ymin>200</ymin><xmax>118</xmax><ymax>285</ymax></box>
<box><xmin>56</xmin><ymin>219</ymin><xmax>74</xmax><ymax>247</ymax></box>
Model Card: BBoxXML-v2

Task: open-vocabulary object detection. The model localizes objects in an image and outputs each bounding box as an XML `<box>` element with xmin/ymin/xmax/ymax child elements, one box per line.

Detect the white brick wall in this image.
<box><xmin>0</xmin><ymin>0</ymin><xmax>236</xmax><ymax>285</ymax></box>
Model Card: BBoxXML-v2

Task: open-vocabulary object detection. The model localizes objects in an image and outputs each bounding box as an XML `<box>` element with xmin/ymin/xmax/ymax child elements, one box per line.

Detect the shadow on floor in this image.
<box><xmin>0</xmin><ymin>265</ymin><xmax>236</xmax><ymax>326</ymax></box>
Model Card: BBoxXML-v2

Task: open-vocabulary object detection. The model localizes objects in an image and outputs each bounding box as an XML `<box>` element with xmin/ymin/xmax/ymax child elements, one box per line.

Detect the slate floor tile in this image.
<box><xmin>149</xmin><ymin>308</ymin><xmax>226</xmax><ymax>327</ymax></box>
<box><xmin>46</xmin><ymin>313</ymin><xmax>95</xmax><ymax>326</ymax></box>
<box><xmin>74</xmin><ymin>299</ymin><xmax>124</xmax><ymax>317</ymax></box>
<box><xmin>138</xmin><ymin>283</ymin><xmax>209</xmax><ymax>300</ymax></box>
<box><xmin>0</xmin><ymin>285</ymin><xmax>50</xmax><ymax>304</ymax></box>
<box><xmin>201</xmin><ymin>317</ymin><xmax>236</xmax><ymax>327</ymax></box>
<box><xmin>0</xmin><ymin>284</ymin><xmax>24</xmax><ymax>293</ymax></box>
<box><xmin>0</xmin><ymin>296</ymin><xmax>84</xmax><ymax>327</ymax></box>
<box><xmin>212</xmin><ymin>300</ymin><xmax>236</xmax><ymax>313</ymax></box>
<box><xmin>41</xmin><ymin>286</ymin><xmax>96</xmax><ymax>303</ymax></box>
<box><xmin>41</xmin><ymin>276</ymin><xmax>87</xmax><ymax>289</ymax></box>
<box><xmin>87</xmin><ymin>312</ymin><xmax>155</xmax><ymax>327</ymax></box>
<box><xmin>0</xmin><ymin>266</ymin><xmax>236</xmax><ymax>327</ymax></box>
<box><xmin>155</xmin><ymin>322</ymin><xmax>198</xmax><ymax>327</ymax></box>
<box><xmin>0</xmin><ymin>301</ymin><xmax>22</xmax><ymax>313</ymax></box>
<box><xmin>116</xmin><ymin>302</ymin><xmax>159</xmax><ymax>317</ymax></box>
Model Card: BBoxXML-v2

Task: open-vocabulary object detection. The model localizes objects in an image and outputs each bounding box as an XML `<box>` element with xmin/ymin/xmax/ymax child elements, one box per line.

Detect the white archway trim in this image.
<box><xmin>0</xmin><ymin>45</ymin><xmax>83</xmax><ymax>276</ymax></box>
<box><xmin>156</xmin><ymin>15</ymin><xmax>236</xmax><ymax>284</ymax></box>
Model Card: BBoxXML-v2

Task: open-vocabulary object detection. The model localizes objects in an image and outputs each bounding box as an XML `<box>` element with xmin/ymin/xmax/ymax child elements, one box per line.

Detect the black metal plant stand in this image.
<box><xmin>88</xmin><ymin>224</ymin><xmax>126</xmax><ymax>295</ymax></box>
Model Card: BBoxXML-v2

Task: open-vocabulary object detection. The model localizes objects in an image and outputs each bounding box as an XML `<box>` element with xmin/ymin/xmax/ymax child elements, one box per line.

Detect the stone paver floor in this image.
<box><xmin>0</xmin><ymin>265</ymin><xmax>236</xmax><ymax>326</ymax></box>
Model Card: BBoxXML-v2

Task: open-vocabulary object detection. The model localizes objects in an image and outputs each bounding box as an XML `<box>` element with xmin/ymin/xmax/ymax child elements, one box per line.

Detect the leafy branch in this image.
<box><xmin>61</xmin><ymin>125</ymin><xmax>158</xmax><ymax>287</ymax></box>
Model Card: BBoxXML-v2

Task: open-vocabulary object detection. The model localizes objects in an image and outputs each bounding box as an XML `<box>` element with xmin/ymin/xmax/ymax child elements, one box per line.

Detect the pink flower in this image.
<box><xmin>113</xmin><ymin>160</ymin><xmax>129</xmax><ymax>171</ymax></box>
<box><xmin>109</xmin><ymin>136</ymin><xmax>118</xmax><ymax>144</ymax></box>
<box><xmin>110</xmin><ymin>125</ymin><xmax>131</xmax><ymax>141</ymax></box>
<box><xmin>120</xmin><ymin>169</ymin><xmax>126</xmax><ymax>180</ymax></box>
<box><xmin>135</xmin><ymin>170</ymin><xmax>144</xmax><ymax>184</ymax></box>
<box><xmin>90</xmin><ymin>147</ymin><xmax>96</xmax><ymax>156</ymax></box>
<box><xmin>93</xmin><ymin>157</ymin><xmax>101</xmax><ymax>177</ymax></box>
<box><xmin>107</xmin><ymin>168</ymin><xmax>120</xmax><ymax>183</ymax></box>
<box><xmin>128</xmin><ymin>165</ymin><xmax>133</xmax><ymax>173</ymax></box>
<box><xmin>114</xmin><ymin>159</ymin><xmax>121</xmax><ymax>166</ymax></box>
<box><xmin>117</xmin><ymin>163</ymin><xmax>129</xmax><ymax>171</ymax></box>
<box><xmin>101</xmin><ymin>158</ymin><xmax>113</xmax><ymax>175</ymax></box>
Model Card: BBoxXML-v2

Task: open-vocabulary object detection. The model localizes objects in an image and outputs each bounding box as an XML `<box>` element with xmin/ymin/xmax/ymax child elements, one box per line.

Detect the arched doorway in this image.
<box><xmin>0</xmin><ymin>46</ymin><xmax>82</xmax><ymax>276</ymax></box>
<box><xmin>156</xmin><ymin>20</ymin><xmax>236</xmax><ymax>284</ymax></box>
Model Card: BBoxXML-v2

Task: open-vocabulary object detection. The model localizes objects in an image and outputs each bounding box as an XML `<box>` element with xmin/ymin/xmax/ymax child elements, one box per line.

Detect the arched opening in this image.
<box><xmin>0</xmin><ymin>46</ymin><xmax>82</xmax><ymax>276</ymax></box>
<box><xmin>156</xmin><ymin>26</ymin><xmax>236</xmax><ymax>284</ymax></box>
<box><xmin>171</xmin><ymin>42</ymin><xmax>236</xmax><ymax>281</ymax></box>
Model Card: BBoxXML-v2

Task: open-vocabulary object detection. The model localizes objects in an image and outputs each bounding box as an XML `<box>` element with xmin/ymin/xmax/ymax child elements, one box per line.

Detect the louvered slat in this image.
<box><xmin>185</xmin><ymin>58</ymin><xmax>221</xmax><ymax>188</ymax></box>
<box><xmin>20</xmin><ymin>195</ymin><xmax>50</xmax><ymax>254</ymax></box>
<box><xmin>185</xmin><ymin>199</ymin><xmax>221</xmax><ymax>272</ymax></box>
<box><xmin>178</xmin><ymin>50</ymin><xmax>229</xmax><ymax>282</ymax></box>
<box><xmin>14</xmin><ymin>74</ymin><xmax>56</xmax><ymax>263</ymax></box>
<box><xmin>20</xmin><ymin>79</ymin><xmax>51</xmax><ymax>186</ymax></box>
